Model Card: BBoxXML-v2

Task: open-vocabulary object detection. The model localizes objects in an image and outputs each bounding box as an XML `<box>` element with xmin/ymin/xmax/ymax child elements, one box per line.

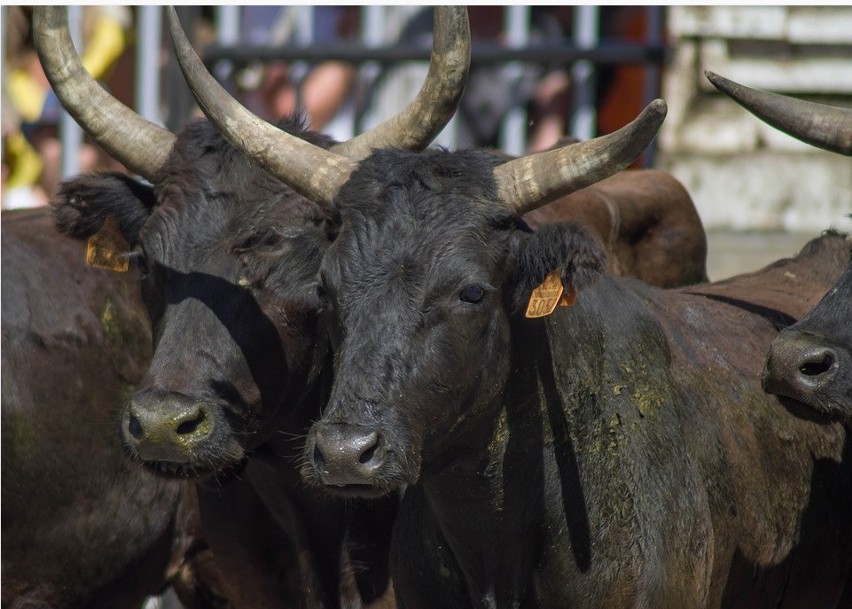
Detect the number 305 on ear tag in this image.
<box><xmin>525</xmin><ymin>271</ymin><xmax>564</xmax><ymax>318</ymax></box>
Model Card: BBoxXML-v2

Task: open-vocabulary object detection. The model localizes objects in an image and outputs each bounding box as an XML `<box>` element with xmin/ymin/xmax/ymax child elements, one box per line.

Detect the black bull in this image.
<box><xmin>763</xmin><ymin>261</ymin><xmax>851</xmax><ymax>423</ymax></box>
<box><xmin>48</xmin><ymin>120</ymin><xmax>398</xmax><ymax>609</ymax></box>
<box><xmin>705</xmin><ymin>70</ymin><xmax>852</xmax><ymax>424</ymax></box>
<box><xmin>0</xmin><ymin>209</ymin><xmax>229</xmax><ymax>609</ymax></box>
<box><xmin>299</xmin><ymin>148</ymin><xmax>852</xmax><ymax>608</ymax></box>
<box><xmin>32</xmin><ymin>4</ymin><xmax>706</xmax><ymax>603</ymax></box>
<box><xmin>31</xmin><ymin>2</ymin><xmax>473</xmax><ymax>605</ymax></box>
<box><xmin>45</xmin><ymin>118</ymin><xmax>705</xmax><ymax>609</ymax></box>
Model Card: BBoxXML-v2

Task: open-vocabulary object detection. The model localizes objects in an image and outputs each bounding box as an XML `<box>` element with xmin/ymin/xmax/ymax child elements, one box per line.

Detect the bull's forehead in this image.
<box><xmin>326</xmin><ymin>210</ymin><xmax>507</xmax><ymax>324</ymax></box>
<box><xmin>142</xmin><ymin>182</ymin><xmax>321</xmax><ymax>270</ymax></box>
<box><xmin>144</xmin><ymin>117</ymin><xmax>328</xmax><ymax>269</ymax></box>
<box><xmin>332</xmin><ymin>148</ymin><xmax>511</xmax><ymax>266</ymax></box>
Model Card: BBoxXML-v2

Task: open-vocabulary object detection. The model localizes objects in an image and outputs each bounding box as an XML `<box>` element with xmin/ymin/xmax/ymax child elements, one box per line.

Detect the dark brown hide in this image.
<box><xmin>687</xmin><ymin>231</ymin><xmax>850</xmax><ymax>323</ymax></box>
<box><xmin>0</xmin><ymin>209</ymin><xmax>226</xmax><ymax>609</ymax></box>
<box><xmin>523</xmin><ymin>169</ymin><xmax>707</xmax><ymax>288</ymax></box>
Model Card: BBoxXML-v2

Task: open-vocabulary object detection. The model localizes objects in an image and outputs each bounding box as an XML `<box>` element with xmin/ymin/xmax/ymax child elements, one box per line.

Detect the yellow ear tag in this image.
<box><xmin>86</xmin><ymin>215</ymin><xmax>131</xmax><ymax>272</ymax></box>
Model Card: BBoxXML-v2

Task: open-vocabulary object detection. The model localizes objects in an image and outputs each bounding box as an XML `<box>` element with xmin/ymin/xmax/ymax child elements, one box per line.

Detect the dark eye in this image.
<box><xmin>316</xmin><ymin>282</ymin><xmax>328</xmax><ymax>304</ymax></box>
<box><xmin>458</xmin><ymin>284</ymin><xmax>485</xmax><ymax>304</ymax></box>
<box><xmin>233</xmin><ymin>228</ymin><xmax>284</xmax><ymax>254</ymax></box>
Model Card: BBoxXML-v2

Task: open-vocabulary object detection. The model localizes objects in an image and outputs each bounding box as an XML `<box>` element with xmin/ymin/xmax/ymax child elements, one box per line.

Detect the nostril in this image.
<box><xmin>128</xmin><ymin>415</ymin><xmax>144</xmax><ymax>439</ymax></box>
<box><xmin>314</xmin><ymin>443</ymin><xmax>326</xmax><ymax>469</ymax></box>
<box><xmin>359</xmin><ymin>437</ymin><xmax>380</xmax><ymax>464</ymax></box>
<box><xmin>313</xmin><ymin>425</ymin><xmax>384</xmax><ymax>478</ymax></box>
<box><xmin>800</xmin><ymin>352</ymin><xmax>835</xmax><ymax>377</ymax></box>
<box><xmin>176</xmin><ymin>410</ymin><xmax>205</xmax><ymax>436</ymax></box>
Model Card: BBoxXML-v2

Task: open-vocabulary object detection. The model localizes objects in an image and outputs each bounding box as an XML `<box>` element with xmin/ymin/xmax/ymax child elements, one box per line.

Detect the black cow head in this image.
<box><xmin>303</xmin><ymin>150</ymin><xmax>610</xmax><ymax>496</ymax></box>
<box><xmin>52</xmin><ymin>119</ymin><xmax>333</xmax><ymax>477</ymax></box>
<box><xmin>167</xmin><ymin>4</ymin><xmax>664</xmax><ymax>492</ymax></box>
<box><xmin>762</xmin><ymin>260</ymin><xmax>852</xmax><ymax>422</ymax></box>
<box><xmin>706</xmin><ymin>71</ymin><xmax>851</xmax><ymax>423</ymax></box>
<box><xmin>35</xmin><ymin>6</ymin><xmax>470</xmax><ymax>477</ymax></box>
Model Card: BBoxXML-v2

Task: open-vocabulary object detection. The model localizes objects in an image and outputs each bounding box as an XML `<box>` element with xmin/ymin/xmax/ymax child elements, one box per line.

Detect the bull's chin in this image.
<box><xmin>139</xmin><ymin>456</ymin><xmax>247</xmax><ymax>480</ymax></box>
<box><xmin>774</xmin><ymin>395</ymin><xmax>839</xmax><ymax>425</ymax></box>
<box><xmin>301</xmin><ymin>466</ymin><xmax>411</xmax><ymax>499</ymax></box>
<box><xmin>318</xmin><ymin>482</ymin><xmax>397</xmax><ymax>499</ymax></box>
<box><xmin>124</xmin><ymin>434</ymin><xmax>248</xmax><ymax>479</ymax></box>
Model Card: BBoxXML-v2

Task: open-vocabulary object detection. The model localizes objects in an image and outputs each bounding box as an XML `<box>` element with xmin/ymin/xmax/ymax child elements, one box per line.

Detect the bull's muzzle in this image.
<box><xmin>311</xmin><ymin>423</ymin><xmax>386</xmax><ymax>487</ymax></box>
<box><xmin>124</xmin><ymin>389</ymin><xmax>215</xmax><ymax>463</ymax></box>
<box><xmin>762</xmin><ymin>333</ymin><xmax>839</xmax><ymax>401</ymax></box>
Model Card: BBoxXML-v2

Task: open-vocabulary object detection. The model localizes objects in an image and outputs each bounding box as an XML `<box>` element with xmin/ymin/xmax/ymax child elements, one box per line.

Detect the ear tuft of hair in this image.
<box><xmin>512</xmin><ymin>220</ymin><xmax>607</xmax><ymax>312</ymax></box>
<box><xmin>51</xmin><ymin>172</ymin><xmax>156</xmax><ymax>243</ymax></box>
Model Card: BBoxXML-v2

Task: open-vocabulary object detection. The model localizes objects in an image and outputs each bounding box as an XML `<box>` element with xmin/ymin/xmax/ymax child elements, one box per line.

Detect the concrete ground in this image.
<box><xmin>705</xmin><ymin>230</ymin><xmax>818</xmax><ymax>282</ymax></box>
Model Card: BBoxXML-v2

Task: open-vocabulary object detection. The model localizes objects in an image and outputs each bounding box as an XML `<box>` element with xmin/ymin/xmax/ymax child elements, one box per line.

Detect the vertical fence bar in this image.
<box><xmin>215</xmin><ymin>6</ymin><xmax>240</xmax><ymax>84</ymax></box>
<box><xmin>500</xmin><ymin>5</ymin><xmax>531</xmax><ymax>156</ymax></box>
<box><xmin>642</xmin><ymin>6</ymin><xmax>664</xmax><ymax>167</ymax></box>
<box><xmin>570</xmin><ymin>6</ymin><xmax>599</xmax><ymax>142</ymax></box>
<box><xmin>60</xmin><ymin>6</ymin><xmax>83</xmax><ymax>178</ymax></box>
<box><xmin>355</xmin><ymin>5</ymin><xmax>386</xmax><ymax>134</ymax></box>
<box><xmin>216</xmin><ymin>6</ymin><xmax>240</xmax><ymax>44</ymax></box>
<box><xmin>136</xmin><ymin>6</ymin><xmax>162</xmax><ymax>126</ymax></box>
<box><xmin>165</xmin><ymin>6</ymin><xmax>200</xmax><ymax>132</ymax></box>
<box><xmin>291</xmin><ymin>6</ymin><xmax>314</xmax><ymax>113</ymax></box>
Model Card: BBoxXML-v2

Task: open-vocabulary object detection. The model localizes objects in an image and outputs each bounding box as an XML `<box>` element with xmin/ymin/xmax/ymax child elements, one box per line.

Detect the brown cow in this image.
<box><xmin>526</xmin><ymin>168</ymin><xmax>707</xmax><ymax>287</ymax></box>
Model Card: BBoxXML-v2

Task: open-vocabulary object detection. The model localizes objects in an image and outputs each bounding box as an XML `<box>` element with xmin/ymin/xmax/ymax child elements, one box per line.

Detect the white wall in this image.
<box><xmin>658</xmin><ymin>6</ymin><xmax>852</xmax><ymax>233</ymax></box>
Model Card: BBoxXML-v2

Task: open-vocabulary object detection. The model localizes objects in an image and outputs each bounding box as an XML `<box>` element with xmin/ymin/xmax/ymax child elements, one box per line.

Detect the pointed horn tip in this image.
<box><xmin>637</xmin><ymin>99</ymin><xmax>667</xmax><ymax>131</ymax></box>
<box><xmin>648</xmin><ymin>98</ymin><xmax>668</xmax><ymax>119</ymax></box>
<box><xmin>704</xmin><ymin>70</ymin><xmax>730</xmax><ymax>91</ymax></box>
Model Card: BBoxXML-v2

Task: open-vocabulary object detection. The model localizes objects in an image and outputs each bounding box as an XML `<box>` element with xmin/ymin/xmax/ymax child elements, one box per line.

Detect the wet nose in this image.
<box><xmin>312</xmin><ymin>423</ymin><xmax>385</xmax><ymax>486</ymax></box>
<box><xmin>763</xmin><ymin>334</ymin><xmax>838</xmax><ymax>399</ymax></box>
<box><xmin>124</xmin><ymin>389</ymin><xmax>213</xmax><ymax>462</ymax></box>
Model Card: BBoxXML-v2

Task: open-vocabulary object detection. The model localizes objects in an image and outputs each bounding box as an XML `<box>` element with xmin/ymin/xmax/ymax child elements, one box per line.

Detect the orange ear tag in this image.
<box><xmin>559</xmin><ymin>285</ymin><xmax>577</xmax><ymax>307</ymax></box>
<box><xmin>525</xmin><ymin>271</ymin><xmax>562</xmax><ymax>318</ymax></box>
<box><xmin>86</xmin><ymin>215</ymin><xmax>131</xmax><ymax>272</ymax></box>
<box><xmin>525</xmin><ymin>271</ymin><xmax>577</xmax><ymax>318</ymax></box>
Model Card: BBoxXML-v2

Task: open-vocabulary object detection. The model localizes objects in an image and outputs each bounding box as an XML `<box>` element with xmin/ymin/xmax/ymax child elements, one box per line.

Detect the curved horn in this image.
<box><xmin>33</xmin><ymin>7</ymin><xmax>176</xmax><ymax>181</ymax></box>
<box><xmin>333</xmin><ymin>7</ymin><xmax>471</xmax><ymax>159</ymax></box>
<box><xmin>166</xmin><ymin>6</ymin><xmax>355</xmax><ymax>207</ymax></box>
<box><xmin>495</xmin><ymin>99</ymin><xmax>668</xmax><ymax>215</ymax></box>
<box><xmin>167</xmin><ymin>7</ymin><xmax>470</xmax><ymax>205</ymax></box>
<box><xmin>706</xmin><ymin>70</ymin><xmax>852</xmax><ymax>156</ymax></box>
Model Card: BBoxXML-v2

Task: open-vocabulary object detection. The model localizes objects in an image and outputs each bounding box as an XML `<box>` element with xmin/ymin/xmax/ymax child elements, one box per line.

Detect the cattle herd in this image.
<box><xmin>1</xmin><ymin>6</ymin><xmax>850</xmax><ymax>609</ymax></box>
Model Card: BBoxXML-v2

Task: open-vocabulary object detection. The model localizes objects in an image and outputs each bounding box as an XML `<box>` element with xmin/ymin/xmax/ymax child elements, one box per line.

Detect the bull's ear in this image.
<box><xmin>51</xmin><ymin>172</ymin><xmax>156</xmax><ymax>245</ymax></box>
<box><xmin>509</xmin><ymin>220</ymin><xmax>607</xmax><ymax>314</ymax></box>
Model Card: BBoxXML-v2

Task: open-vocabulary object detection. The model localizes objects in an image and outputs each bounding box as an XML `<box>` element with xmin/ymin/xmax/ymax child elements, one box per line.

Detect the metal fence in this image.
<box><xmin>54</xmin><ymin>6</ymin><xmax>667</xmax><ymax>179</ymax></box>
